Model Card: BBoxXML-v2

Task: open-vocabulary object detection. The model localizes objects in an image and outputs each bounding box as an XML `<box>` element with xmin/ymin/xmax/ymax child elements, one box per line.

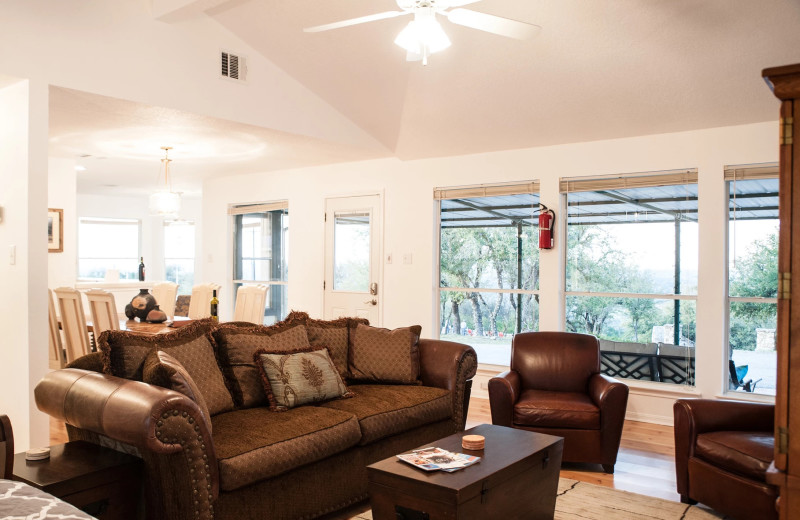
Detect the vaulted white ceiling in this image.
<box><xmin>208</xmin><ymin>0</ymin><xmax>800</xmax><ymax>158</ymax></box>
<box><xmin>45</xmin><ymin>0</ymin><xmax>800</xmax><ymax>194</ymax></box>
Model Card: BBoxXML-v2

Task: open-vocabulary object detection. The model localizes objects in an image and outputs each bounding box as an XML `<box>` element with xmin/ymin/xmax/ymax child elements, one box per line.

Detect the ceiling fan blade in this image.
<box><xmin>446</xmin><ymin>0</ymin><xmax>483</xmax><ymax>7</ymax></box>
<box><xmin>446</xmin><ymin>8</ymin><xmax>541</xmax><ymax>40</ymax></box>
<box><xmin>304</xmin><ymin>11</ymin><xmax>408</xmax><ymax>33</ymax></box>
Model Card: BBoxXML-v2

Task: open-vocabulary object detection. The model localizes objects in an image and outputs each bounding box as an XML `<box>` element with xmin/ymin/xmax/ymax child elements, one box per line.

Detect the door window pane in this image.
<box><xmin>333</xmin><ymin>212</ymin><xmax>370</xmax><ymax>292</ymax></box>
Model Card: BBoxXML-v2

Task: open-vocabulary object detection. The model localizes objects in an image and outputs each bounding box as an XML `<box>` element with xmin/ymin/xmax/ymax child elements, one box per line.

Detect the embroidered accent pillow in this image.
<box><xmin>254</xmin><ymin>346</ymin><xmax>352</xmax><ymax>411</ymax></box>
<box><xmin>349</xmin><ymin>324</ymin><xmax>422</xmax><ymax>384</ymax></box>
<box><xmin>305</xmin><ymin>316</ymin><xmax>369</xmax><ymax>379</ymax></box>
<box><xmin>143</xmin><ymin>350</ymin><xmax>213</xmax><ymax>434</ymax></box>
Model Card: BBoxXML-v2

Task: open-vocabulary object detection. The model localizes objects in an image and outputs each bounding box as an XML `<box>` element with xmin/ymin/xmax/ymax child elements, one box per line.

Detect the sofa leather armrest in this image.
<box><xmin>488</xmin><ymin>370</ymin><xmax>520</xmax><ymax>427</ymax></box>
<box><xmin>418</xmin><ymin>339</ymin><xmax>477</xmax><ymax>431</ymax></box>
<box><xmin>35</xmin><ymin>369</ymin><xmax>218</xmax><ymax>520</ymax></box>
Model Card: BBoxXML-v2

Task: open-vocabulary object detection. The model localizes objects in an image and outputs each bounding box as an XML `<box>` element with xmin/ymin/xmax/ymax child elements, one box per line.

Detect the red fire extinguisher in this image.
<box><xmin>538</xmin><ymin>205</ymin><xmax>555</xmax><ymax>249</ymax></box>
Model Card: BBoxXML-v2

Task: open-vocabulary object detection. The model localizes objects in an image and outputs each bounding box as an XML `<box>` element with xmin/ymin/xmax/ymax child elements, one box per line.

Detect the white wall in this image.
<box><xmin>0</xmin><ymin>79</ymin><xmax>49</xmax><ymax>451</ymax></box>
<box><xmin>48</xmin><ymin>158</ymin><xmax>78</xmax><ymax>289</ymax></box>
<box><xmin>202</xmin><ymin>121</ymin><xmax>778</xmax><ymax>425</ymax></box>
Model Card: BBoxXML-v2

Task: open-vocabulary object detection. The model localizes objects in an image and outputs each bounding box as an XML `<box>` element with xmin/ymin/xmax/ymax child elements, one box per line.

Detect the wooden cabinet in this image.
<box><xmin>762</xmin><ymin>63</ymin><xmax>800</xmax><ymax>520</ymax></box>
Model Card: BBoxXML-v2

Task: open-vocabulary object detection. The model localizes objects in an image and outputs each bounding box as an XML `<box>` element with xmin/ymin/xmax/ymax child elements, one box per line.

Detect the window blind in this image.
<box><xmin>560</xmin><ymin>169</ymin><xmax>698</xmax><ymax>193</ymax></box>
<box><xmin>723</xmin><ymin>163</ymin><xmax>779</xmax><ymax>181</ymax></box>
<box><xmin>434</xmin><ymin>181</ymin><xmax>539</xmax><ymax>200</ymax></box>
<box><xmin>228</xmin><ymin>201</ymin><xmax>288</xmax><ymax>215</ymax></box>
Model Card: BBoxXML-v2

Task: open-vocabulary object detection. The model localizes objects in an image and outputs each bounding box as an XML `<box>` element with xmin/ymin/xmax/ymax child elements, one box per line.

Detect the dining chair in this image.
<box><xmin>0</xmin><ymin>414</ymin><xmax>12</xmax><ymax>479</ymax></box>
<box><xmin>233</xmin><ymin>284</ymin><xmax>269</xmax><ymax>324</ymax></box>
<box><xmin>47</xmin><ymin>289</ymin><xmax>65</xmax><ymax>369</ymax></box>
<box><xmin>152</xmin><ymin>281</ymin><xmax>179</xmax><ymax>319</ymax></box>
<box><xmin>85</xmin><ymin>289</ymin><xmax>120</xmax><ymax>337</ymax></box>
<box><xmin>188</xmin><ymin>283</ymin><xmax>221</xmax><ymax>319</ymax></box>
<box><xmin>54</xmin><ymin>287</ymin><xmax>92</xmax><ymax>364</ymax></box>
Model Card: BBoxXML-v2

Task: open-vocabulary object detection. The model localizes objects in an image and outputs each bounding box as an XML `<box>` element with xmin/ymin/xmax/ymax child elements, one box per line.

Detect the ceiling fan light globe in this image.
<box><xmin>394</xmin><ymin>17</ymin><xmax>450</xmax><ymax>55</ymax></box>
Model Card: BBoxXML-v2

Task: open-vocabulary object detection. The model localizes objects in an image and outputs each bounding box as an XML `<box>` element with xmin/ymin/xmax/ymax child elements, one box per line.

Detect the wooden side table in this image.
<box><xmin>13</xmin><ymin>440</ymin><xmax>142</xmax><ymax>520</ymax></box>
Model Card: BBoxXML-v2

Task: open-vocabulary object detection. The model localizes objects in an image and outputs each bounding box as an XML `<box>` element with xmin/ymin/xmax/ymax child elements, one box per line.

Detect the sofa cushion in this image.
<box><xmin>695</xmin><ymin>431</ymin><xmax>773</xmax><ymax>482</ymax></box>
<box><xmin>211</xmin><ymin>406</ymin><xmax>361</xmax><ymax>491</ymax></box>
<box><xmin>349</xmin><ymin>324</ymin><xmax>422</xmax><ymax>384</ymax></box>
<box><xmin>319</xmin><ymin>384</ymin><xmax>452</xmax><ymax>445</ymax></box>
<box><xmin>98</xmin><ymin>318</ymin><xmax>234</xmax><ymax>415</ymax></box>
<box><xmin>254</xmin><ymin>346</ymin><xmax>352</xmax><ymax>410</ymax></box>
<box><xmin>513</xmin><ymin>389</ymin><xmax>600</xmax><ymax>429</ymax></box>
<box><xmin>213</xmin><ymin>322</ymin><xmax>311</xmax><ymax>408</ymax></box>
<box><xmin>143</xmin><ymin>350</ymin><xmax>213</xmax><ymax>433</ymax></box>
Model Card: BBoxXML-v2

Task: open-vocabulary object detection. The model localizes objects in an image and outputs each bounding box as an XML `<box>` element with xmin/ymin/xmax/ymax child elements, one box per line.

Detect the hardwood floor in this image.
<box><xmin>50</xmin><ymin>396</ymin><xmax>679</xmax><ymax>503</ymax></box>
<box><xmin>466</xmin><ymin>397</ymin><xmax>679</xmax><ymax>502</ymax></box>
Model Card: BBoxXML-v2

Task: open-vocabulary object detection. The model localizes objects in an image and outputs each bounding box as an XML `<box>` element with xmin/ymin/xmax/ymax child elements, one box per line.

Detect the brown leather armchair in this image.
<box><xmin>673</xmin><ymin>399</ymin><xmax>778</xmax><ymax>520</ymax></box>
<box><xmin>488</xmin><ymin>332</ymin><xmax>629</xmax><ymax>473</ymax></box>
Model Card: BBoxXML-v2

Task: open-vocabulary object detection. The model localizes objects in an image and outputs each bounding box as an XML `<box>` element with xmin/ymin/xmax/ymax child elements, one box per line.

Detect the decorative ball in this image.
<box><xmin>127</xmin><ymin>289</ymin><xmax>157</xmax><ymax>321</ymax></box>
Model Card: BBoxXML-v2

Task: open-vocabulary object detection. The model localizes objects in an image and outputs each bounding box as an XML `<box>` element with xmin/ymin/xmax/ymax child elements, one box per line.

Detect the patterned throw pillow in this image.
<box><xmin>348</xmin><ymin>324</ymin><xmax>422</xmax><ymax>384</ymax></box>
<box><xmin>254</xmin><ymin>346</ymin><xmax>352</xmax><ymax>411</ymax></box>
<box><xmin>213</xmin><ymin>322</ymin><xmax>312</xmax><ymax>407</ymax></box>
<box><xmin>98</xmin><ymin>318</ymin><xmax>234</xmax><ymax>415</ymax></box>
<box><xmin>143</xmin><ymin>350</ymin><xmax>213</xmax><ymax>433</ymax></box>
<box><xmin>305</xmin><ymin>316</ymin><xmax>369</xmax><ymax>378</ymax></box>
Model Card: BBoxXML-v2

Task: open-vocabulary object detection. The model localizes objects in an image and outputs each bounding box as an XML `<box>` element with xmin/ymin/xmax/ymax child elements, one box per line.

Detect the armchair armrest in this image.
<box><xmin>588</xmin><ymin>373</ymin><xmax>629</xmax><ymax>468</ymax></box>
<box><xmin>488</xmin><ymin>370</ymin><xmax>521</xmax><ymax>427</ymax></box>
<box><xmin>35</xmin><ymin>369</ymin><xmax>217</xmax><ymax>520</ymax></box>
<box><xmin>673</xmin><ymin>398</ymin><xmax>774</xmax><ymax>497</ymax></box>
<box><xmin>418</xmin><ymin>339</ymin><xmax>477</xmax><ymax>431</ymax></box>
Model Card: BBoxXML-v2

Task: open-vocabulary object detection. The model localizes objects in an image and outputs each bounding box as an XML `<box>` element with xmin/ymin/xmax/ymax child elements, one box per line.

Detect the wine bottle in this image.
<box><xmin>138</xmin><ymin>257</ymin><xmax>145</xmax><ymax>282</ymax></box>
<box><xmin>210</xmin><ymin>289</ymin><xmax>219</xmax><ymax>322</ymax></box>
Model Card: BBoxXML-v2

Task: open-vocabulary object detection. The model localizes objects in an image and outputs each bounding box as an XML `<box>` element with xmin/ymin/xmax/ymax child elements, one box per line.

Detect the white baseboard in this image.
<box><xmin>625</xmin><ymin>410</ymin><xmax>674</xmax><ymax>426</ymax></box>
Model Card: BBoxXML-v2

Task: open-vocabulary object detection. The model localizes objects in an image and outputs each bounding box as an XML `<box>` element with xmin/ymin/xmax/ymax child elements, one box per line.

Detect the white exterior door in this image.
<box><xmin>324</xmin><ymin>195</ymin><xmax>381</xmax><ymax>324</ymax></box>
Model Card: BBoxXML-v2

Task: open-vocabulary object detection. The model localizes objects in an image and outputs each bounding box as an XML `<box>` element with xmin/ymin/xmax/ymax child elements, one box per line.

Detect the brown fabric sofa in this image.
<box><xmin>34</xmin><ymin>315</ymin><xmax>477</xmax><ymax>520</ymax></box>
<box><xmin>673</xmin><ymin>398</ymin><xmax>778</xmax><ymax>520</ymax></box>
<box><xmin>488</xmin><ymin>331</ymin><xmax>629</xmax><ymax>473</ymax></box>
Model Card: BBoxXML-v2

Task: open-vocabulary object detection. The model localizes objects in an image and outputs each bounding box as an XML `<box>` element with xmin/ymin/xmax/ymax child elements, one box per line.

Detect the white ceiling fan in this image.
<box><xmin>304</xmin><ymin>0</ymin><xmax>541</xmax><ymax>65</ymax></box>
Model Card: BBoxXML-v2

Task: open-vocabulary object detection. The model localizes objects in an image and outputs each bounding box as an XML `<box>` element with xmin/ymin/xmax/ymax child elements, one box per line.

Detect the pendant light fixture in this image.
<box><xmin>149</xmin><ymin>146</ymin><xmax>181</xmax><ymax>218</ymax></box>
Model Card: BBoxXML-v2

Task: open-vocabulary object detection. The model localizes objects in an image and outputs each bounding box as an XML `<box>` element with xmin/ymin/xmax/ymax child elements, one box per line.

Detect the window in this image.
<box><xmin>78</xmin><ymin>217</ymin><xmax>140</xmax><ymax>280</ymax></box>
<box><xmin>726</xmin><ymin>164</ymin><xmax>778</xmax><ymax>396</ymax></box>
<box><xmin>164</xmin><ymin>220</ymin><xmax>195</xmax><ymax>295</ymax></box>
<box><xmin>231</xmin><ymin>202</ymin><xmax>288</xmax><ymax>325</ymax></box>
<box><xmin>436</xmin><ymin>182</ymin><xmax>541</xmax><ymax>365</ymax></box>
<box><xmin>563</xmin><ymin>170</ymin><xmax>698</xmax><ymax>386</ymax></box>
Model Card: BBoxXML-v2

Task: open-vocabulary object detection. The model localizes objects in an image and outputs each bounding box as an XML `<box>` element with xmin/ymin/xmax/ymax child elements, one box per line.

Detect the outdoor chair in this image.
<box><xmin>729</xmin><ymin>359</ymin><xmax>761</xmax><ymax>393</ymax></box>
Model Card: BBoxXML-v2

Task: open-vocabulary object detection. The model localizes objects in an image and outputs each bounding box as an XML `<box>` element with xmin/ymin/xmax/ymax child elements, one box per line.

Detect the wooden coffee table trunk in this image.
<box><xmin>368</xmin><ymin>424</ymin><xmax>563</xmax><ymax>520</ymax></box>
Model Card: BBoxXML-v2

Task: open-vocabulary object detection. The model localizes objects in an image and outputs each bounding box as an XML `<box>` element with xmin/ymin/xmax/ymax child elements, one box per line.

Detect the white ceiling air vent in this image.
<box><xmin>220</xmin><ymin>51</ymin><xmax>247</xmax><ymax>82</ymax></box>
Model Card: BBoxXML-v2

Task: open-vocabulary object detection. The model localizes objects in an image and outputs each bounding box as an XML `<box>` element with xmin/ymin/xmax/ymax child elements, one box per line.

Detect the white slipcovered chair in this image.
<box><xmin>188</xmin><ymin>283</ymin><xmax>221</xmax><ymax>319</ymax></box>
<box><xmin>54</xmin><ymin>287</ymin><xmax>92</xmax><ymax>364</ymax></box>
<box><xmin>233</xmin><ymin>284</ymin><xmax>269</xmax><ymax>324</ymax></box>
<box><xmin>47</xmin><ymin>289</ymin><xmax>65</xmax><ymax>369</ymax></box>
<box><xmin>152</xmin><ymin>281</ymin><xmax>179</xmax><ymax>319</ymax></box>
<box><xmin>85</xmin><ymin>289</ymin><xmax>120</xmax><ymax>337</ymax></box>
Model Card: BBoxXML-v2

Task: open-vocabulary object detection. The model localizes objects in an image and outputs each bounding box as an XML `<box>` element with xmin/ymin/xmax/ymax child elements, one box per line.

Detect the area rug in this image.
<box><xmin>343</xmin><ymin>478</ymin><xmax>728</xmax><ymax>519</ymax></box>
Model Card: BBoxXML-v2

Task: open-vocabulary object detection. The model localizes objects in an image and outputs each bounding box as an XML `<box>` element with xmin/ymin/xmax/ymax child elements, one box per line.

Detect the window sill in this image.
<box><xmin>75</xmin><ymin>281</ymin><xmax>154</xmax><ymax>290</ymax></box>
<box><xmin>715</xmin><ymin>391</ymin><xmax>775</xmax><ymax>404</ymax></box>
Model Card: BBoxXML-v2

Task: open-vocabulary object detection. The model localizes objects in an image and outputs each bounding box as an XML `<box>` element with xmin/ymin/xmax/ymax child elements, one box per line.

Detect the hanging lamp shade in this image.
<box><xmin>149</xmin><ymin>146</ymin><xmax>181</xmax><ymax>217</ymax></box>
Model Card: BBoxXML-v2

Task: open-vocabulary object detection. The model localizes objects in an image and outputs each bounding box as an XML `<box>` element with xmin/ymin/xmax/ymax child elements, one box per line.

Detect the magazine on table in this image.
<box><xmin>397</xmin><ymin>447</ymin><xmax>480</xmax><ymax>472</ymax></box>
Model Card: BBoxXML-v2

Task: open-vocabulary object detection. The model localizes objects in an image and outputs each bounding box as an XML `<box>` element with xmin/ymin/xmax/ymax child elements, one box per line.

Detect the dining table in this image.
<box><xmin>59</xmin><ymin>316</ymin><xmax>195</xmax><ymax>336</ymax></box>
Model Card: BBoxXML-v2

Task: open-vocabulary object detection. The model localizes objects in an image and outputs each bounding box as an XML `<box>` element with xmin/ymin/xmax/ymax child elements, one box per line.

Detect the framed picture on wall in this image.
<box><xmin>48</xmin><ymin>208</ymin><xmax>63</xmax><ymax>253</ymax></box>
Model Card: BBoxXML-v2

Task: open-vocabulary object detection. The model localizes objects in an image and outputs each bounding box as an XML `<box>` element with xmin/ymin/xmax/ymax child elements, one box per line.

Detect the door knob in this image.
<box><xmin>364</xmin><ymin>299</ymin><xmax>377</xmax><ymax>306</ymax></box>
